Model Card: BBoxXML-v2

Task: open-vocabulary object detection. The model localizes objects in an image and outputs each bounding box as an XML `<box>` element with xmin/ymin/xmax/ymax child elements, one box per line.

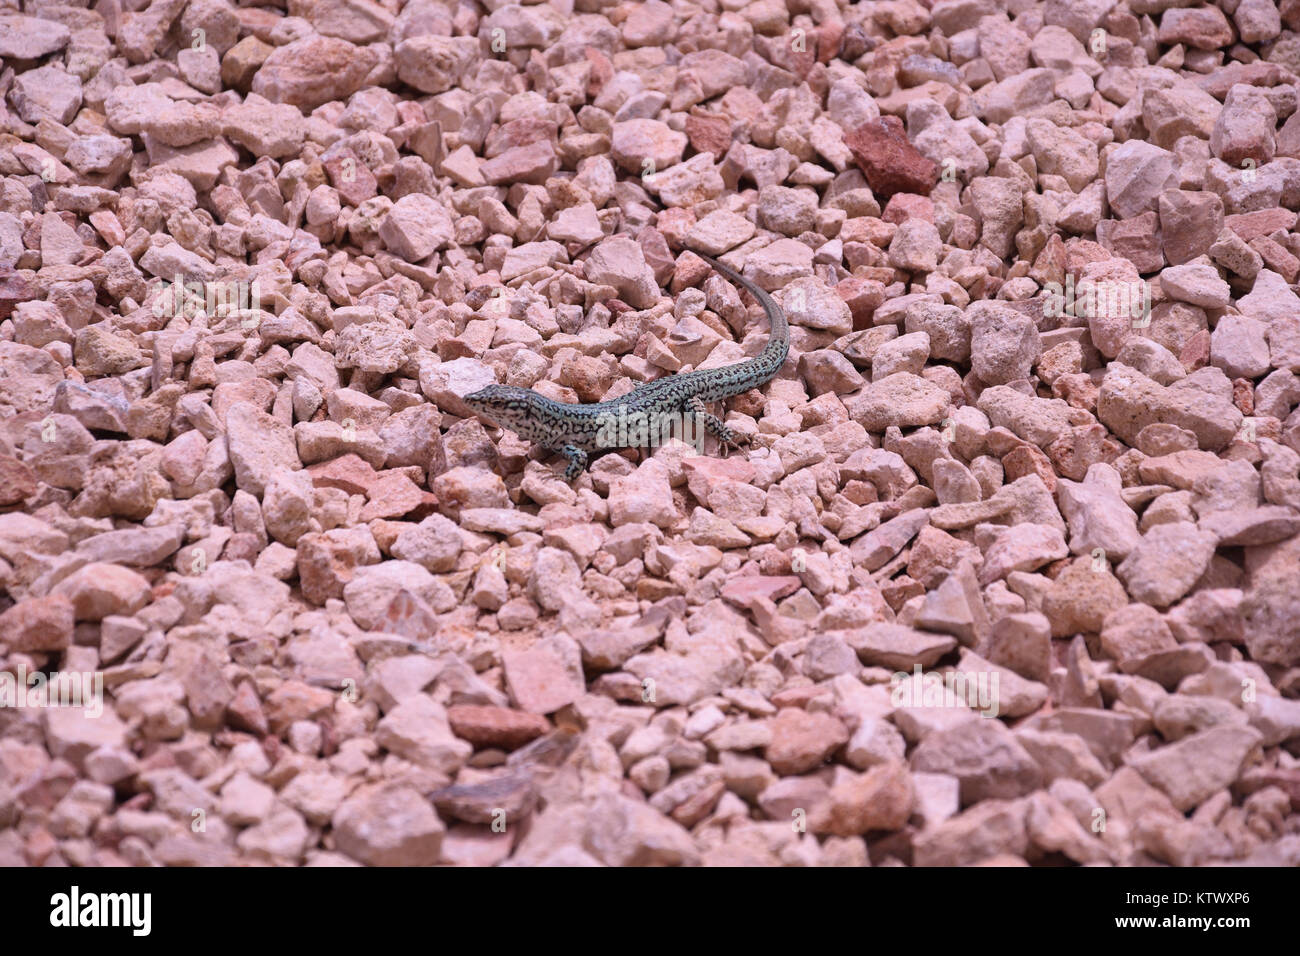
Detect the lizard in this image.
<box><xmin>463</xmin><ymin>250</ymin><xmax>790</xmax><ymax>482</ymax></box>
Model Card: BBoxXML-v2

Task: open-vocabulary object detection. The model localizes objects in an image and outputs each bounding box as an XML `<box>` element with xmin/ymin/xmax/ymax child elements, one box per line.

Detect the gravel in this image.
<box><xmin>1</xmin><ymin>0</ymin><xmax>1300</xmax><ymax>868</ymax></box>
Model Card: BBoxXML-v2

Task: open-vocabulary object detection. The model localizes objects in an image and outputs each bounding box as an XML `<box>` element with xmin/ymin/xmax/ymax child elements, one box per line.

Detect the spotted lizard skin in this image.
<box><xmin>464</xmin><ymin>251</ymin><xmax>790</xmax><ymax>481</ymax></box>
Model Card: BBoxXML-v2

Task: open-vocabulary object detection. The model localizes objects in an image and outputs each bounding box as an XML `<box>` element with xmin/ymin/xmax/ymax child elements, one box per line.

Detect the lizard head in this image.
<box><xmin>463</xmin><ymin>384</ymin><xmax>544</xmax><ymax>437</ymax></box>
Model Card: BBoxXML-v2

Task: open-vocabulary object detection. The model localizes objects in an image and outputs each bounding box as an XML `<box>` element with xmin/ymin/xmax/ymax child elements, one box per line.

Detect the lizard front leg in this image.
<box><xmin>558</xmin><ymin>444</ymin><xmax>588</xmax><ymax>482</ymax></box>
<box><xmin>688</xmin><ymin>396</ymin><xmax>750</xmax><ymax>449</ymax></box>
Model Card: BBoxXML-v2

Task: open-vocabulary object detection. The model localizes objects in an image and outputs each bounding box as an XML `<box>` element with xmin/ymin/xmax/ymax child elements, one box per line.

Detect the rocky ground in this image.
<box><xmin>2</xmin><ymin>0</ymin><xmax>1300</xmax><ymax>868</ymax></box>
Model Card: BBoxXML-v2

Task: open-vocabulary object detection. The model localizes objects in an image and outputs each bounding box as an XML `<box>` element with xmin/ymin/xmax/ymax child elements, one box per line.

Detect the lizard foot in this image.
<box><xmin>689</xmin><ymin>397</ymin><xmax>749</xmax><ymax>452</ymax></box>
<box><xmin>559</xmin><ymin>444</ymin><xmax>588</xmax><ymax>483</ymax></box>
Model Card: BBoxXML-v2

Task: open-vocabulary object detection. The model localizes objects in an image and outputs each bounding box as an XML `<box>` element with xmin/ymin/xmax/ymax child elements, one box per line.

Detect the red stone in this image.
<box><xmin>1157</xmin><ymin>7</ymin><xmax>1234</xmax><ymax>50</ymax></box>
<box><xmin>0</xmin><ymin>455</ymin><xmax>36</xmax><ymax>505</ymax></box>
<box><xmin>0</xmin><ymin>271</ymin><xmax>35</xmax><ymax>320</ymax></box>
<box><xmin>1225</xmin><ymin>208</ymin><xmax>1297</xmax><ymax>243</ymax></box>
<box><xmin>307</xmin><ymin>453</ymin><xmax>378</xmax><ymax>495</ymax></box>
<box><xmin>844</xmin><ymin>115</ymin><xmax>938</xmax><ymax>198</ymax></box>
<box><xmin>324</xmin><ymin>149</ymin><xmax>378</xmax><ymax>207</ymax></box>
<box><xmin>0</xmin><ymin>594</ymin><xmax>74</xmax><ymax>652</ymax></box>
<box><xmin>836</xmin><ymin>275</ymin><xmax>887</xmax><ymax>327</ymax></box>
<box><xmin>671</xmin><ymin>249</ymin><xmax>712</xmax><ymax>294</ymax></box>
<box><xmin>1002</xmin><ymin>444</ymin><xmax>1057</xmax><ymax>494</ymax></box>
<box><xmin>817</xmin><ymin>20</ymin><xmax>844</xmax><ymax>65</ymax></box>
<box><xmin>1179</xmin><ymin>328</ymin><xmax>1211</xmax><ymax>372</ymax></box>
<box><xmin>684</xmin><ymin>113</ymin><xmax>732</xmax><ymax>159</ymax></box>
<box><xmin>1285</xmin><ymin>0</ymin><xmax>1300</xmax><ymax>31</ymax></box>
<box><xmin>771</xmin><ymin>686</ymin><xmax>832</xmax><ymax>709</ymax></box>
<box><xmin>1233</xmin><ymin>378</ymin><xmax>1255</xmax><ymax>415</ymax></box>
<box><xmin>720</xmin><ymin>574</ymin><xmax>802</xmax><ymax>607</ymax></box>
<box><xmin>447</xmin><ymin>705</ymin><xmax>551</xmax><ymax>750</ymax></box>
<box><xmin>226</xmin><ymin>680</ymin><xmax>269</xmax><ymax>736</ymax></box>
<box><xmin>584</xmin><ymin>46</ymin><xmax>613</xmax><ymax>97</ymax></box>
<box><xmin>882</xmin><ymin>193</ymin><xmax>935</xmax><ymax>224</ymax></box>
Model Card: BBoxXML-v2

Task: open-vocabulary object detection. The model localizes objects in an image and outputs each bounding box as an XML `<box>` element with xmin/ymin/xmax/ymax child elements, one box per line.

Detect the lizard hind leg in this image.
<box><xmin>559</xmin><ymin>444</ymin><xmax>589</xmax><ymax>482</ymax></box>
<box><xmin>687</xmin><ymin>396</ymin><xmax>749</xmax><ymax>452</ymax></box>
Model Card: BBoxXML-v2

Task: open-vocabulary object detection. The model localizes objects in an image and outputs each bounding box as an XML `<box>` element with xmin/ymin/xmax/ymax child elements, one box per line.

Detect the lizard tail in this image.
<box><xmin>691</xmin><ymin>250</ymin><xmax>790</xmax><ymax>384</ymax></box>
